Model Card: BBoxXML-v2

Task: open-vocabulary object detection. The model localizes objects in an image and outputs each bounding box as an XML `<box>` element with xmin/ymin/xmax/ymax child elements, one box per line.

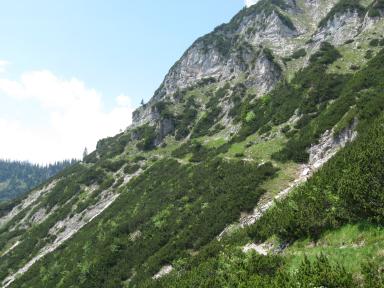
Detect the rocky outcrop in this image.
<box><xmin>313</xmin><ymin>10</ymin><xmax>364</xmax><ymax>45</ymax></box>
<box><xmin>311</xmin><ymin>5</ymin><xmax>384</xmax><ymax>46</ymax></box>
<box><xmin>132</xmin><ymin>104</ymin><xmax>158</xmax><ymax>127</ymax></box>
<box><xmin>130</xmin><ymin>0</ymin><xmax>384</xmax><ymax>130</ymax></box>
<box><xmin>132</xmin><ymin>49</ymin><xmax>282</xmax><ymax>127</ymax></box>
<box><xmin>0</xmin><ymin>180</ymin><xmax>58</xmax><ymax>229</ymax></box>
<box><xmin>154</xmin><ymin>11</ymin><xmax>295</xmax><ymax>100</ymax></box>
<box><xmin>308</xmin><ymin>121</ymin><xmax>357</xmax><ymax>169</ymax></box>
<box><xmin>239</xmin><ymin>10</ymin><xmax>300</xmax><ymax>54</ymax></box>
<box><xmin>131</xmin><ymin>3</ymin><xmax>304</xmax><ymax>126</ymax></box>
<box><xmin>242</xmin><ymin>242</ymin><xmax>271</xmax><ymax>255</ymax></box>
<box><xmin>152</xmin><ymin>265</ymin><xmax>173</xmax><ymax>280</ymax></box>
<box><xmin>131</xmin><ymin>0</ymin><xmax>373</xmax><ymax>129</ymax></box>
<box><xmin>303</xmin><ymin>0</ymin><xmax>338</xmax><ymax>29</ymax></box>
<box><xmin>154</xmin><ymin>118</ymin><xmax>175</xmax><ymax>145</ymax></box>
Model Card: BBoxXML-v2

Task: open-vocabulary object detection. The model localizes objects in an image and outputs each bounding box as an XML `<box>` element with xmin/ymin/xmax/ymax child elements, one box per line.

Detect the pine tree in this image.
<box><xmin>83</xmin><ymin>147</ymin><xmax>88</xmax><ymax>160</ymax></box>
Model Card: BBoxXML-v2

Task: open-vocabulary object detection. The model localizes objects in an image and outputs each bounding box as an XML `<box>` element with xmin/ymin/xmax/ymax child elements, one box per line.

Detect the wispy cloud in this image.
<box><xmin>0</xmin><ymin>70</ymin><xmax>134</xmax><ymax>163</ymax></box>
<box><xmin>0</xmin><ymin>60</ymin><xmax>9</xmax><ymax>73</ymax></box>
<box><xmin>245</xmin><ymin>0</ymin><xmax>259</xmax><ymax>7</ymax></box>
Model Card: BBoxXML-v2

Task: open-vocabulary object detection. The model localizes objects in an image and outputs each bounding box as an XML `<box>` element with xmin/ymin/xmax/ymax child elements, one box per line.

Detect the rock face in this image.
<box><xmin>313</xmin><ymin>10</ymin><xmax>364</xmax><ymax>45</ymax></box>
<box><xmin>128</xmin><ymin>0</ymin><xmax>381</xmax><ymax>153</ymax></box>
<box><xmin>0</xmin><ymin>180</ymin><xmax>58</xmax><ymax>228</ymax></box>
<box><xmin>242</xmin><ymin>242</ymin><xmax>271</xmax><ymax>255</ymax></box>
<box><xmin>132</xmin><ymin>104</ymin><xmax>159</xmax><ymax>127</ymax></box>
<box><xmin>154</xmin><ymin>11</ymin><xmax>296</xmax><ymax>100</ymax></box>
<box><xmin>132</xmin><ymin>1</ymin><xmax>305</xmax><ymax>126</ymax></box>
<box><xmin>303</xmin><ymin>0</ymin><xmax>338</xmax><ymax>29</ymax></box>
<box><xmin>154</xmin><ymin>118</ymin><xmax>175</xmax><ymax>145</ymax></box>
<box><xmin>131</xmin><ymin>0</ymin><xmax>363</xmax><ymax>128</ymax></box>
<box><xmin>239</xmin><ymin>10</ymin><xmax>301</xmax><ymax>51</ymax></box>
<box><xmin>308</xmin><ymin>121</ymin><xmax>357</xmax><ymax>169</ymax></box>
<box><xmin>152</xmin><ymin>265</ymin><xmax>173</xmax><ymax>280</ymax></box>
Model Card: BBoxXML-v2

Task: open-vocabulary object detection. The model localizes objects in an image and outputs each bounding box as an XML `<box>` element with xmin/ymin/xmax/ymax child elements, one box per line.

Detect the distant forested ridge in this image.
<box><xmin>0</xmin><ymin>160</ymin><xmax>76</xmax><ymax>201</ymax></box>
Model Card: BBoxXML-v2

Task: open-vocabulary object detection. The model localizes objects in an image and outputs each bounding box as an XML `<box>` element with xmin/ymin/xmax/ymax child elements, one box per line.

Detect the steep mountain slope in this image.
<box><xmin>1</xmin><ymin>0</ymin><xmax>384</xmax><ymax>287</ymax></box>
<box><xmin>0</xmin><ymin>160</ymin><xmax>75</xmax><ymax>201</ymax></box>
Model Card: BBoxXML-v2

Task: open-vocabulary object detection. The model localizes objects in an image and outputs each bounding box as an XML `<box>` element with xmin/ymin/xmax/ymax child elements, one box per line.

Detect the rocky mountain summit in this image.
<box><xmin>133</xmin><ymin>0</ymin><xmax>383</xmax><ymax>140</ymax></box>
<box><xmin>1</xmin><ymin>0</ymin><xmax>384</xmax><ymax>287</ymax></box>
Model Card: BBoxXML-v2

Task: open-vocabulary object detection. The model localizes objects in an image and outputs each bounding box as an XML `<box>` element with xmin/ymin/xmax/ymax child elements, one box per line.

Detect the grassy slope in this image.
<box><xmin>285</xmin><ymin>223</ymin><xmax>384</xmax><ymax>274</ymax></box>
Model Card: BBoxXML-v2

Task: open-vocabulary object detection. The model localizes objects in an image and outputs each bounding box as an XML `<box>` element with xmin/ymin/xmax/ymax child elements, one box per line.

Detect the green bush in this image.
<box><xmin>365</xmin><ymin>49</ymin><xmax>374</xmax><ymax>59</ymax></box>
<box><xmin>124</xmin><ymin>163</ymin><xmax>141</xmax><ymax>174</ymax></box>
<box><xmin>100</xmin><ymin>160</ymin><xmax>125</xmax><ymax>172</ymax></box>
<box><xmin>95</xmin><ymin>133</ymin><xmax>131</xmax><ymax>159</ymax></box>
<box><xmin>368</xmin><ymin>0</ymin><xmax>384</xmax><ymax>17</ymax></box>
<box><xmin>309</xmin><ymin>42</ymin><xmax>342</xmax><ymax>65</ymax></box>
<box><xmin>369</xmin><ymin>38</ymin><xmax>380</xmax><ymax>47</ymax></box>
<box><xmin>153</xmin><ymin>101</ymin><xmax>174</xmax><ymax>118</ymax></box>
<box><xmin>291</xmin><ymin>48</ymin><xmax>307</xmax><ymax>59</ymax></box>
<box><xmin>134</xmin><ymin>125</ymin><xmax>157</xmax><ymax>151</ymax></box>
<box><xmin>191</xmin><ymin>107</ymin><xmax>222</xmax><ymax>138</ymax></box>
<box><xmin>175</xmin><ymin>97</ymin><xmax>198</xmax><ymax>140</ymax></box>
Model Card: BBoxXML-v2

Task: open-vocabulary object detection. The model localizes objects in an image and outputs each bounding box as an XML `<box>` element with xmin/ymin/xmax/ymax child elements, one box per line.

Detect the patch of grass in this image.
<box><xmin>285</xmin><ymin>223</ymin><xmax>384</xmax><ymax>274</ymax></box>
<box><xmin>329</xmin><ymin>23</ymin><xmax>384</xmax><ymax>73</ymax></box>
<box><xmin>328</xmin><ymin>44</ymin><xmax>366</xmax><ymax>73</ymax></box>
<box><xmin>260</xmin><ymin>162</ymin><xmax>300</xmax><ymax>201</ymax></box>
<box><xmin>245</xmin><ymin>135</ymin><xmax>286</xmax><ymax>162</ymax></box>
<box><xmin>203</xmin><ymin>137</ymin><xmax>227</xmax><ymax>149</ymax></box>
<box><xmin>228</xmin><ymin>143</ymin><xmax>246</xmax><ymax>157</ymax></box>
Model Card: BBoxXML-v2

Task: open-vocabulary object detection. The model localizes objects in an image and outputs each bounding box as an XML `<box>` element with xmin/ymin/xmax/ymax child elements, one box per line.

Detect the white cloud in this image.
<box><xmin>116</xmin><ymin>94</ymin><xmax>132</xmax><ymax>107</ymax></box>
<box><xmin>0</xmin><ymin>70</ymin><xmax>134</xmax><ymax>164</ymax></box>
<box><xmin>245</xmin><ymin>0</ymin><xmax>259</xmax><ymax>7</ymax></box>
<box><xmin>0</xmin><ymin>60</ymin><xmax>9</xmax><ymax>73</ymax></box>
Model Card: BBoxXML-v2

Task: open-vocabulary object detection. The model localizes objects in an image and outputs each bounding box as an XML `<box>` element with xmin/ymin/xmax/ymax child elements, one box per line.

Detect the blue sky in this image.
<box><xmin>0</xmin><ymin>1</ymin><xmax>253</xmax><ymax>163</ymax></box>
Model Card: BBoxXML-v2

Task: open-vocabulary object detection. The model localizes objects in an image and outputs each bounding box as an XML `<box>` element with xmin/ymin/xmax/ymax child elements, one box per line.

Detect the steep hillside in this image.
<box><xmin>0</xmin><ymin>160</ymin><xmax>76</xmax><ymax>201</ymax></box>
<box><xmin>1</xmin><ymin>0</ymin><xmax>384</xmax><ymax>287</ymax></box>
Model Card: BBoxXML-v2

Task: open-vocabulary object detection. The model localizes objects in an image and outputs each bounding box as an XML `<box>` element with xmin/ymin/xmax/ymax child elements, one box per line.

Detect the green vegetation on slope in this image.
<box><xmin>274</xmin><ymin>44</ymin><xmax>384</xmax><ymax>163</ymax></box>
<box><xmin>11</xmin><ymin>158</ymin><xmax>277</xmax><ymax>287</ymax></box>
<box><xmin>368</xmin><ymin>0</ymin><xmax>384</xmax><ymax>17</ymax></box>
<box><xmin>231</xmin><ymin>42</ymin><xmax>346</xmax><ymax>162</ymax></box>
<box><xmin>285</xmin><ymin>223</ymin><xmax>384</xmax><ymax>274</ymax></box>
<box><xmin>249</xmin><ymin>114</ymin><xmax>384</xmax><ymax>243</ymax></box>
<box><xmin>0</xmin><ymin>162</ymin><xmax>117</xmax><ymax>281</ymax></box>
<box><xmin>147</xmin><ymin>103</ymin><xmax>384</xmax><ymax>288</ymax></box>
